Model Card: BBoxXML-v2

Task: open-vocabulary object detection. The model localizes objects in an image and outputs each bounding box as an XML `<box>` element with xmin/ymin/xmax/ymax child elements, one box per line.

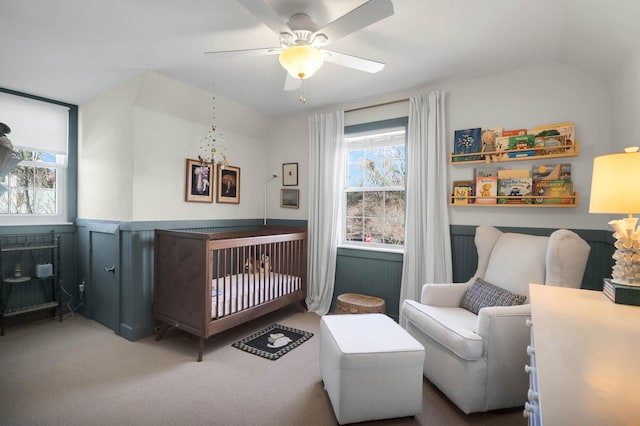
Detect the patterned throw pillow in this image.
<box><xmin>461</xmin><ymin>277</ymin><xmax>527</xmax><ymax>315</ymax></box>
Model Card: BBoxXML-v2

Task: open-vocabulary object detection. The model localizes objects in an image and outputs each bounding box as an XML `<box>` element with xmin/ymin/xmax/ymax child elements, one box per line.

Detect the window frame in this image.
<box><xmin>0</xmin><ymin>88</ymin><xmax>78</xmax><ymax>226</ymax></box>
<box><xmin>343</xmin><ymin>117</ymin><xmax>408</xmax><ymax>249</ymax></box>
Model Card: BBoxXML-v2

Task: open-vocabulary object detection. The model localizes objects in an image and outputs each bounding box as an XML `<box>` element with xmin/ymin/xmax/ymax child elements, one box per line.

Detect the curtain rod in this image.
<box><xmin>344</xmin><ymin>98</ymin><xmax>410</xmax><ymax>113</ymax></box>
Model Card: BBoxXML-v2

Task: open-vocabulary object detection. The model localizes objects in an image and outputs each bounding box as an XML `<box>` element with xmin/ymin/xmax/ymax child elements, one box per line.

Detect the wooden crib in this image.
<box><xmin>153</xmin><ymin>226</ymin><xmax>307</xmax><ymax>361</ymax></box>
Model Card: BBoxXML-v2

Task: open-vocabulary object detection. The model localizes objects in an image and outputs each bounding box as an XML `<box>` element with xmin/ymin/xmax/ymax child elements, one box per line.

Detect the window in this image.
<box><xmin>0</xmin><ymin>90</ymin><xmax>76</xmax><ymax>225</ymax></box>
<box><xmin>1</xmin><ymin>150</ymin><xmax>65</xmax><ymax>216</ymax></box>
<box><xmin>344</xmin><ymin>117</ymin><xmax>407</xmax><ymax>247</ymax></box>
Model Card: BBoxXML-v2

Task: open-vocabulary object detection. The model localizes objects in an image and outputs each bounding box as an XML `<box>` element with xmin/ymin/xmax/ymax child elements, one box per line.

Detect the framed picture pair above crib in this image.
<box><xmin>185</xmin><ymin>159</ymin><xmax>240</xmax><ymax>204</ymax></box>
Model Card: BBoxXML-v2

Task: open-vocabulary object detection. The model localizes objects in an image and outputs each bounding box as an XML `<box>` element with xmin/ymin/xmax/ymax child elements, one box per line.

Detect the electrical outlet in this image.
<box><xmin>79</xmin><ymin>281</ymin><xmax>85</xmax><ymax>293</ymax></box>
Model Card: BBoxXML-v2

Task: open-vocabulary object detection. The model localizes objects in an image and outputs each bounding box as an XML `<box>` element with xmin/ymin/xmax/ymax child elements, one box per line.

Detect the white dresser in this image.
<box><xmin>526</xmin><ymin>284</ymin><xmax>640</xmax><ymax>425</ymax></box>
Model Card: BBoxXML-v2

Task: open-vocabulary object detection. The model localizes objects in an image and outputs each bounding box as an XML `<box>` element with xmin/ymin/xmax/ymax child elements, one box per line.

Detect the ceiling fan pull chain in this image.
<box><xmin>298</xmin><ymin>78</ymin><xmax>306</xmax><ymax>104</ymax></box>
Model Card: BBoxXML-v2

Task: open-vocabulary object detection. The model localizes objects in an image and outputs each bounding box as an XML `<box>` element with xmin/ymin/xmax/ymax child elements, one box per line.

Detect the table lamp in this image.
<box><xmin>589</xmin><ymin>150</ymin><xmax>640</xmax><ymax>286</ymax></box>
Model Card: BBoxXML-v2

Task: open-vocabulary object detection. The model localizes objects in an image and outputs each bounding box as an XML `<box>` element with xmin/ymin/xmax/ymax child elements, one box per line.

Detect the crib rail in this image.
<box><xmin>209</xmin><ymin>235</ymin><xmax>306</xmax><ymax>319</ymax></box>
<box><xmin>153</xmin><ymin>227</ymin><xmax>307</xmax><ymax>342</ymax></box>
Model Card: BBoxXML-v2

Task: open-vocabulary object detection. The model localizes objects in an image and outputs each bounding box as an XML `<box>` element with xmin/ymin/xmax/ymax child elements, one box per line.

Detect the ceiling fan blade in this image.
<box><xmin>312</xmin><ymin>0</ymin><xmax>394</xmax><ymax>43</ymax></box>
<box><xmin>204</xmin><ymin>47</ymin><xmax>281</xmax><ymax>59</ymax></box>
<box><xmin>237</xmin><ymin>0</ymin><xmax>290</xmax><ymax>35</ymax></box>
<box><xmin>323</xmin><ymin>50</ymin><xmax>385</xmax><ymax>73</ymax></box>
<box><xmin>284</xmin><ymin>73</ymin><xmax>301</xmax><ymax>91</ymax></box>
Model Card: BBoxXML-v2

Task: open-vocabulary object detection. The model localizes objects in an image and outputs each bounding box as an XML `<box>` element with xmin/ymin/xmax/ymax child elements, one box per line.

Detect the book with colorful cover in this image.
<box><xmin>502</xmin><ymin>129</ymin><xmax>528</xmax><ymax>137</ymax></box>
<box><xmin>533</xmin><ymin>180</ymin><xmax>573</xmax><ymax>204</ymax></box>
<box><xmin>532</xmin><ymin>163</ymin><xmax>572</xmax><ymax>182</ymax></box>
<box><xmin>533</xmin><ymin>134</ymin><xmax>568</xmax><ymax>155</ymax></box>
<box><xmin>452</xmin><ymin>180</ymin><xmax>474</xmax><ymax>204</ymax></box>
<box><xmin>531</xmin><ymin>122</ymin><xmax>575</xmax><ymax>144</ymax></box>
<box><xmin>453</xmin><ymin>186</ymin><xmax>471</xmax><ymax>205</ymax></box>
<box><xmin>494</xmin><ymin>136</ymin><xmax>507</xmax><ymax>149</ymax></box>
<box><xmin>498</xmin><ymin>177</ymin><xmax>533</xmax><ymax>204</ymax></box>
<box><xmin>475</xmin><ymin>168</ymin><xmax>498</xmax><ymax>204</ymax></box>
<box><xmin>530</xmin><ymin>122</ymin><xmax>575</xmax><ymax>155</ymax></box>
<box><xmin>453</xmin><ymin>128</ymin><xmax>482</xmax><ymax>162</ymax></box>
<box><xmin>508</xmin><ymin>134</ymin><xmax>536</xmax><ymax>158</ymax></box>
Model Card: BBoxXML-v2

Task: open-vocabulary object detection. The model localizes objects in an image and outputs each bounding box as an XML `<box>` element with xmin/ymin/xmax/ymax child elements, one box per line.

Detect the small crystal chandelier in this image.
<box><xmin>198</xmin><ymin>92</ymin><xmax>229</xmax><ymax>169</ymax></box>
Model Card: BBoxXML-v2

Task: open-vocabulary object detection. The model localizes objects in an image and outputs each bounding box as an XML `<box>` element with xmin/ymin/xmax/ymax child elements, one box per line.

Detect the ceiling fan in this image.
<box><xmin>205</xmin><ymin>0</ymin><xmax>394</xmax><ymax>93</ymax></box>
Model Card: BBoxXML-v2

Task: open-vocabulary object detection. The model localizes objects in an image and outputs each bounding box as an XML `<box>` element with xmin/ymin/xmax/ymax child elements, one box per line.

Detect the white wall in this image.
<box><xmin>80</xmin><ymin>62</ymin><xmax>617</xmax><ymax>228</ymax></box>
<box><xmin>269</xmin><ymin>61</ymin><xmax>613</xmax><ymax>230</ymax></box>
<box><xmin>79</xmin><ymin>71</ymin><xmax>274</xmax><ymax>221</ymax></box>
<box><xmin>78</xmin><ymin>74</ymin><xmax>142</xmax><ymax>220</ymax></box>
<box><xmin>265</xmin><ymin>101</ymin><xmax>412</xmax><ymax>221</ymax></box>
<box><xmin>445</xmin><ymin>62</ymin><xmax>611</xmax><ymax>230</ymax></box>
<box><xmin>611</xmin><ymin>48</ymin><xmax>640</xmax><ymax>152</ymax></box>
<box><xmin>266</xmin><ymin>112</ymin><xmax>309</xmax><ymax>221</ymax></box>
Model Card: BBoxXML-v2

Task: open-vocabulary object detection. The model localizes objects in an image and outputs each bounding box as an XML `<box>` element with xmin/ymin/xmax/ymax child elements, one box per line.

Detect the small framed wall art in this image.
<box><xmin>281</xmin><ymin>188</ymin><xmax>299</xmax><ymax>209</ymax></box>
<box><xmin>185</xmin><ymin>158</ymin><xmax>213</xmax><ymax>203</ymax></box>
<box><xmin>217</xmin><ymin>164</ymin><xmax>240</xmax><ymax>204</ymax></box>
<box><xmin>282</xmin><ymin>162</ymin><xmax>298</xmax><ymax>186</ymax></box>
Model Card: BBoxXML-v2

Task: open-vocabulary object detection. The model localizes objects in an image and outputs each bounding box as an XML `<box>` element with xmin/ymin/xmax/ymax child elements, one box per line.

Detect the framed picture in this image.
<box><xmin>216</xmin><ymin>165</ymin><xmax>240</xmax><ymax>204</ymax></box>
<box><xmin>281</xmin><ymin>189</ymin><xmax>299</xmax><ymax>209</ymax></box>
<box><xmin>282</xmin><ymin>162</ymin><xmax>298</xmax><ymax>186</ymax></box>
<box><xmin>185</xmin><ymin>158</ymin><xmax>213</xmax><ymax>203</ymax></box>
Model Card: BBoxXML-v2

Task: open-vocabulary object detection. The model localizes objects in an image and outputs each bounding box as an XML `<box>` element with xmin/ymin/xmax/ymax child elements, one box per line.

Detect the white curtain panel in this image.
<box><xmin>306</xmin><ymin>110</ymin><xmax>345</xmax><ymax>315</ymax></box>
<box><xmin>399</xmin><ymin>91</ymin><xmax>453</xmax><ymax>312</ymax></box>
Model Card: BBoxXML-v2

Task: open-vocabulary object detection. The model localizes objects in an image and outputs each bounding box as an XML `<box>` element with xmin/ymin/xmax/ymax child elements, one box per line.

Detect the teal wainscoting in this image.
<box><xmin>449</xmin><ymin>225</ymin><xmax>615</xmax><ymax>290</ymax></box>
<box><xmin>333</xmin><ymin>247</ymin><xmax>404</xmax><ymax>320</ymax></box>
<box><xmin>72</xmin><ymin>220</ymin><xmax>614</xmax><ymax>341</ymax></box>
<box><xmin>75</xmin><ymin>218</ymin><xmax>307</xmax><ymax>341</ymax></box>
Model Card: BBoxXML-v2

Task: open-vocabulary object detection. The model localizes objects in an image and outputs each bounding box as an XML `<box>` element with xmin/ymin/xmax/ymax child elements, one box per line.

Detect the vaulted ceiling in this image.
<box><xmin>2</xmin><ymin>0</ymin><xmax>639</xmax><ymax>117</ymax></box>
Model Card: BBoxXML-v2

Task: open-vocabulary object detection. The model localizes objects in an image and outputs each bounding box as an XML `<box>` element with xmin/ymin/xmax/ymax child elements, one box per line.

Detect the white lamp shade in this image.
<box><xmin>589</xmin><ymin>152</ymin><xmax>640</xmax><ymax>214</ymax></box>
<box><xmin>279</xmin><ymin>45</ymin><xmax>324</xmax><ymax>80</ymax></box>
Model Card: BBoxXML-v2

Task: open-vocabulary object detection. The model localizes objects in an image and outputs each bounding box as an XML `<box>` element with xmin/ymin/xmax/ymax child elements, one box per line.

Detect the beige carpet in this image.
<box><xmin>0</xmin><ymin>307</ymin><xmax>525</xmax><ymax>426</ymax></box>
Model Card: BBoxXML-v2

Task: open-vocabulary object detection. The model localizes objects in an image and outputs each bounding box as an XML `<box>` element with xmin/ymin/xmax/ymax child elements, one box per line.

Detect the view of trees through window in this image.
<box><xmin>0</xmin><ymin>150</ymin><xmax>58</xmax><ymax>215</ymax></box>
<box><xmin>345</xmin><ymin>125</ymin><xmax>406</xmax><ymax>246</ymax></box>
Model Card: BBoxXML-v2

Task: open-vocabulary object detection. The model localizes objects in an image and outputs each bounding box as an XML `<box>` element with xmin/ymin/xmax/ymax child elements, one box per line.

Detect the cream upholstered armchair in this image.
<box><xmin>400</xmin><ymin>225</ymin><xmax>590</xmax><ymax>414</ymax></box>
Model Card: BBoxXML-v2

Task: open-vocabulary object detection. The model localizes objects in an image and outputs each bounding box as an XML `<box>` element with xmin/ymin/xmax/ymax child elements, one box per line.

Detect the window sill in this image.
<box><xmin>338</xmin><ymin>242</ymin><xmax>404</xmax><ymax>255</ymax></box>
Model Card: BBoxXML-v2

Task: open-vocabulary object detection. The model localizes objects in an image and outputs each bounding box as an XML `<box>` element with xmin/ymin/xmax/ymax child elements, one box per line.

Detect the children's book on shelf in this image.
<box><xmin>474</xmin><ymin>168</ymin><xmax>498</xmax><ymax>204</ymax></box>
<box><xmin>453</xmin><ymin>128</ymin><xmax>482</xmax><ymax>162</ymax></box>
<box><xmin>498</xmin><ymin>177</ymin><xmax>533</xmax><ymax>204</ymax></box>
<box><xmin>533</xmin><ymin>180</ymin><xmax>573</xmax><ymax>204</ymax></box>
<box><xmin>453</xmin><ymin>186</ymin><xmax>471</xmax><ymax>205</ymax></box>
<box><xmin>452</xmin><ymin>180</ymin><xmax>474</xmax><ymax>204</ymax></box>
<box><xmin>530</xmin><ymin>122</ymin><xmax>575</xmax><ymax>149</ymax></box>
<box><xmin>497</xmin><ymin>168</ymin><xmax>531</xmax><ymax>180</ymax></box>
<box><xmin>508</xmin><ymin>134</ymin><xmax>536</xmax><ymax>158</ymax></box>
<box><xmin>502</xmin><ymin>129</ymin><xmax>528</xmax><ymax>137</ymax></box>
<box><xmin>532</xmin><ymin>163</ymin><xmax>572</xmax><ymax>182</ymax></box>
<box><xmin>532</xmin><ymin>163</ymin><xmax>572</xmax><ymax>204</ymax></box>
<box><xmin>529</xmin><ymin>122</ymin><xmax>575</xmax><ymax>156</ymax></box>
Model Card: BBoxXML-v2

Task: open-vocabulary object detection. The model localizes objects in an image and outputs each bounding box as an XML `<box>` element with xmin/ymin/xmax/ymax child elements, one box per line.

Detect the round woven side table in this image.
<box><xmin>335</xmin><ymin>293</ymin><xmax>386</xmax><ymax>314</ymax></box>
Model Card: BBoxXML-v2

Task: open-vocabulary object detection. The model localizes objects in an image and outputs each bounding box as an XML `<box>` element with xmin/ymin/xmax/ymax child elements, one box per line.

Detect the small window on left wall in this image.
<box><xmin>0</xmin><ymin>90</ymin><xmax>73</xmax><ymax>225</ymax></box>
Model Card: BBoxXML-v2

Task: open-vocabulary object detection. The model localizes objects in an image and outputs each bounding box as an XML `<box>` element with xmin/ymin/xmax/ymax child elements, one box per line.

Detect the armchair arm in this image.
<box><xmin>421</xmin><ymin>282</ymin><xmax>473</xmax><ymax>307</ymax></box>
<box><xmin>474</xmin><ymin>303</ymin><xmax>532</xmax><ymax>406</ymax></box>
<box><xmin>476</xmin><ymin>303</ymin><xmax>531</xmax><ymax>339</ymax></box>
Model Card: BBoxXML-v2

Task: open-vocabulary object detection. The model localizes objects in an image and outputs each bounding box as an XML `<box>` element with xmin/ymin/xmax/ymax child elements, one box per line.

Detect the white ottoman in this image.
<box><xmin>320</xmin><ymin>313</ymin><xmax>425</xmax><ymax>425</ymax></box>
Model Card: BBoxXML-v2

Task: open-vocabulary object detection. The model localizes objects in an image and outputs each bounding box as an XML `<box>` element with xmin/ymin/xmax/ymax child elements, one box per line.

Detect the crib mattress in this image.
<box><xmin>211</xmin><ymin>272</ymin><xmax>301</xmax><ymax>318</ymax></box>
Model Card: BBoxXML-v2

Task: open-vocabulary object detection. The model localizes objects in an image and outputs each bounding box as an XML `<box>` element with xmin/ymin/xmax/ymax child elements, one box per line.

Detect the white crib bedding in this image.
<box><xmin>211</xmin><ymin>272</ymin><xmax>300</xmax><ymax>318</ymax></box>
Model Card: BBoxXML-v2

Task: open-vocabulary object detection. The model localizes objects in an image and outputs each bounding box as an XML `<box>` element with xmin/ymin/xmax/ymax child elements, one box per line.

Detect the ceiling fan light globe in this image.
<box><xmin>279</xmin><ymin>45</ymin><xmax>324</xmax><ymax>80</ymax></box>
